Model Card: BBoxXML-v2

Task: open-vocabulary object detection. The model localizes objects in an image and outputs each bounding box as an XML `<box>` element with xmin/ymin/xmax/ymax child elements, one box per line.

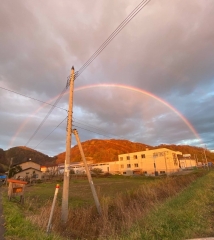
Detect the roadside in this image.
<box><xmin>0</xmin><ymin>187</ymin><xmax>5</xmax><ymax>240</ymax></box>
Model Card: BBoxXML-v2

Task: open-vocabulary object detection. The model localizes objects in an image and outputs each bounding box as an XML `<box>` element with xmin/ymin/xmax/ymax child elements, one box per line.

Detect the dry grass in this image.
<box><xmin>26</xmin><ymin>172</ymin><xmax>204</xmax><ymax>239</ymax></box>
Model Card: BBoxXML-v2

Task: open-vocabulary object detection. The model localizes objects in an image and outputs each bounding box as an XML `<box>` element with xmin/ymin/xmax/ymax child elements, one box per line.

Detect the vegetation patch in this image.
<box><xmin>3</xmin><ymin>170</ymin><xmax>213</xmax><ymax>240</ymax></box>
<box><xmin>25</xmin><ymin>171</ymin><xmax>205</xmax><ymax>239</ymax></box>
<box><xmin>120</xmin><ymin>170</ymin><xmax>214</xmax><ymax>240</ymax></box>
<box><xmin>2</xmin><ymin>191</ymin><xmax>63</xmax><ymax>240</ymax></box>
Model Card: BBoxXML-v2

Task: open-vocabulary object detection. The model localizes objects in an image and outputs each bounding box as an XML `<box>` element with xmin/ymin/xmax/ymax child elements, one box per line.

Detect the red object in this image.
<box><xmin>7</xmin><ymin>179</ymin><xmax>28</xmax><ymax>184</ymax></box>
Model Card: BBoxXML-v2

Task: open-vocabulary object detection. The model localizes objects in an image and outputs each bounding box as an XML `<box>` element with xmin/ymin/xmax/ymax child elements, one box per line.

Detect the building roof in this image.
<box><xmin>13</xmin><ymin>160</ymin><xmax>40</xmax><ymax>167</ymax></box>
<box><xmin>14</xmin><ymin>167</ymin><xmax>42</xmax><ymax>174</ymax></box>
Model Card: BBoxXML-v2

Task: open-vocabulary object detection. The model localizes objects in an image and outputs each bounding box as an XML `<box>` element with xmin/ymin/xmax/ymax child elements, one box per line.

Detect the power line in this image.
<box><xmin>0</xmin><ymin>86</ymin><xmax>67</xmax><ymax>112</ymax></box>
<box><xmin>2</xmin><ymin>0</ymin><xmax>151</xmax><ymax>147</ymax></box>
<box><xmin>25</xmin><ymin>87</ymin><xmax>67</xmax><ymax>146</ymax></box>
<box><xmin>34</xmin><ymin>116</ymin><xmax>67</xmax><ymax>149</ymax></box>
<box><xmin>26</xmin><ymin>0</ymin><xmax>151</xmax><ymax>146</ymax></box>
<box><xmin>76</xmin><ymin>0</ymin><xmax>151</xmax><ymax>77</ymax></box>
<box><xmin>72</xmin><ymin>124</ymin><xmax>114</xmax><ymax>139</ymax></box>
<box><xmin>73</xmin><ymin>117</ymin><xmax>125</xmax><ymax>140</ymax></box>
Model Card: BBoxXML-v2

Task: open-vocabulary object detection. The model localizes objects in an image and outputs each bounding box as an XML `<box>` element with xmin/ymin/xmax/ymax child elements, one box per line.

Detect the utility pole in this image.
<box><xmin>194</xmin><ymin>154</ymin><xmax>198</xmax><ymax>168</ymax></box>
<box><xmin>61</xmin><ymin>67</ymin><xmax>75</xmax><ymax>223</ymax></box>
<box><xmin>164</xmin><ymin>152</ymin><xmax>168</xmax><ymax>175</ymax></box>
<box><xmin>6</xmin><ymin>157</ymin><xmax>13</xmax><ymax>186</ymax></box>
<box><xmin>73</xmin><ymin>129</ymin><xmax>102</xmax><ymax>215</ymax></box>
<box><xmin>204</xmin><ymin>147</ymin><xmax>209</xmax><ymax>171</ymax></box>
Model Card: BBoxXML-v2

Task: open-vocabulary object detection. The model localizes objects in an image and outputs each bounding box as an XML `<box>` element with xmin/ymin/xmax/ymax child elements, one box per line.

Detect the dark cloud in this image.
<box><xmin>1</xmin><ymin>0</ymin><xmax>214</xmax><ymax>155</ymax></box>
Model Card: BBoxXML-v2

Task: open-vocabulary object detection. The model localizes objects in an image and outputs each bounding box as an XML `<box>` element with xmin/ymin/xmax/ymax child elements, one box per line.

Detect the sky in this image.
<box><xmin>0</xmin><ymin>0</ymin><xmax>214</xmax><ymax>156</ymax></box>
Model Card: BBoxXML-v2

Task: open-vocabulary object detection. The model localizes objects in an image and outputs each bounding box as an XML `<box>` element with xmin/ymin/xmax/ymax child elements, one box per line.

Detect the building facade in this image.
<box><xmin>117</xmin><ymin>148</ymin><xmax>182</xmax><ymax>175</ymax></box>
<box><xmin>13</xmin><ymin>161</ymin><xmax>43</xmax><ymax>180</ymax></box>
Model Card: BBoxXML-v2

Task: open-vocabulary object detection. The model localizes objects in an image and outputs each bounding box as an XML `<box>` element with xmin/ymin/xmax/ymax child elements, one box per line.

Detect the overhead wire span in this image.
<box><xmin>76</xmin><ymin>0</ymin><xmax>151</xmax><ymax>77</ymax></box>
<box><xmin>0</xmin><ymin>86</ymin><xmax>67</xmax><ymax>112</ymax></box>
<box><xmin>2</xmin><ymin>0</ymin><xmax>151</xmax><ymax>147</ymax></box>
<box><xmin>73</xmin><ymin>117</ymin><xmax>125</xmax><ymax>140</ymax></box>
<box><xmin>72</xmin><ymin>124</ymin><xmax>114</xmax><ymax>139</ymax></box>
<box><xmin>25</xmin><ymin>0</ymin><xmax>151</xmax><ymax>146</ymax></box>
<box><xmin>34</xmin><ymin>116</ymin><xmax>67</xmax><ymax>149</ymax></box>
<box><xmin>25</xmin><ymin>86</ymin><xmax>67</xmax><ymax>146</ymax></box>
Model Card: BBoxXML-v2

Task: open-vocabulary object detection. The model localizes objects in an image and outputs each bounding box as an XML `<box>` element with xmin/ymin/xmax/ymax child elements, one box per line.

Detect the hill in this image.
<box><xmin>56</xmin><ymin>139</ymin><xmax>151</xmax><ymax>164</ymax></box>
<box><xmin>1</xmin><ymin>140</ymin><xmax>213</xmax><ymax>173</ymax></box>
<box><xmin>55</xmin><ymin>139</ymin><xmax>214</xmax><ymax>164</ymax></box>
<box><xmin>0</xmin><ymin>146</ymin><xmax>56</xmax><ymax>172</ymax></box>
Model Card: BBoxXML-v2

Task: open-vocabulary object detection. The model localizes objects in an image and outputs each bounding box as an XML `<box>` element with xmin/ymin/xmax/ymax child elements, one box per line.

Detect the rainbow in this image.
<box><xmin>9</xmin><ymin>83</ymin><xmax>202</xmax><ymax>148</ymax></box>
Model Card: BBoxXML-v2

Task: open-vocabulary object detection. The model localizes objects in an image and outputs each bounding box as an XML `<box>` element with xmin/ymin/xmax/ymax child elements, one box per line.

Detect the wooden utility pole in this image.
<box><xmin>61</xmin><ymin>67</ymin><xmax>75</xmax><ymax>223</ymax></box>
<box><xmin>73</xmin><ymin>129</ymin><xmax>102</xmax><ymax>215</ymax></box>
<box><xmin>204</xmin><ymin>147</ymin><xmax>209</xmax><ymax>171</ymax></box>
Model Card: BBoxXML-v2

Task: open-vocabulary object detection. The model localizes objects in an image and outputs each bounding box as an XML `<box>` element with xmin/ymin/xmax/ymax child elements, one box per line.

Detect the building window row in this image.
<box><xmin>120</xmin><ymin>163</ymin><xmax>139</xmax><ymax>168</ymax></box>
<box><xmin>119</xmin><ymin>154</ymin><xmax>146</xmax><ymax>161</ymax></box>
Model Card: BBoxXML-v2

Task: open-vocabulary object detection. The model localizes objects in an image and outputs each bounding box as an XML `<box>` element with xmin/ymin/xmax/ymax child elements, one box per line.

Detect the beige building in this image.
<box><xmin>117</xmin><ymin>148</ymin><xmax>182</xmax><ymax>175</ymax></box>
<box><xmin>13</xmin><ymin>161</ymin><xmax>43</xmax><ymax>180</ymax></box>
<box><xmin>57</xmin><ymin>148</ymin><xmax>196</xmax><ymax>176</ymax></box>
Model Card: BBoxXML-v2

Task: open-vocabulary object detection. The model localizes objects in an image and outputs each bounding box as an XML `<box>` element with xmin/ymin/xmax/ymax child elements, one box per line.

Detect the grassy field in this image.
<box><xmin>2</xmin><ymin>170</ymin><xmax>214</xmax><ymax>239</ymax></box>
<box><xmin>24</xmin><ymin>175</ymin><xmax>159</xmax><ymax>207</ymax></box>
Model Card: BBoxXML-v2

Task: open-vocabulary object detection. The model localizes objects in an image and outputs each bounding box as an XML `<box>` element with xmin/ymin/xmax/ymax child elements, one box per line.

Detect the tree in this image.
<box><xmin>8</xmin><ymin>165</ymin><xmax>22</xmax><ymax>178</ymax></box>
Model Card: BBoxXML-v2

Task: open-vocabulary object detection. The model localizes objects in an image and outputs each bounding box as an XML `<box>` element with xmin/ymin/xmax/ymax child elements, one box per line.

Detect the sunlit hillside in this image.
<box><xmin>1</xmin><ymin>140</ymin><xmax>213</xmax><ymax>173</ymax></box>
<box><xmin>56</xmin><ymin>139</ymin><xmax>214</xmax><ymax>164</ymax></box>
<box><xmin>56</xmin><ymin>139</ymin><xmax>150</xmax><ymax>164</ymax></box>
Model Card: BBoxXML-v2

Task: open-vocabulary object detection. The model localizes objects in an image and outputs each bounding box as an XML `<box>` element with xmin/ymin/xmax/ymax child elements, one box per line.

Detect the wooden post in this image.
<box><xmin>73</xmin><ymin>129</ymin><xmax>102</xmax><ymax>215</ymax></box>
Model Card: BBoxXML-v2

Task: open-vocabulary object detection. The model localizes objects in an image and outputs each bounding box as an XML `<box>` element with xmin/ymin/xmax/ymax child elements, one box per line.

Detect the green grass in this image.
<box><xmin>2</xmin><ymin>193</ymin><xmax>65</xmax><ymax>240</ymax></box>
<box><xmin>2</xmin><ymin>170</ymin><xmax>213</xmax><ymax>240</ymax></box>
<box><xmin>116</xmin><ymin>170</ymin><xmax>214</xmax><ymax>240</ymax></box>
<box><xmin>24</xmin><ymin>175</ymin><xmax>160</xmax><ymax>208</ymax></box>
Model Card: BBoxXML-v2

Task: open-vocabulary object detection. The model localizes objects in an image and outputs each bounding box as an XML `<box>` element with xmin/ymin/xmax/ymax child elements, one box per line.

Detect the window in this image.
<box><xmin>133</xmin><ymin>155</ymin><xmax>138</xmax><ymax>159</ymax></box>
<box><xmin>127</xmin><ymin>156</ymin><xmax>130</xmax><ymax>160</ymax></box>
<box><xmin>120</xmin><ymin>157</ymin><xmax>123</xmax><ymax>161</ymax></box>
<box><xmin>121</xmin><ymin>164</ymin><xmax>124</xmax><ymax>168</ymax></box>
<box><xmin>160</xmin><ymin>171</ymin><xmax>165</xmax><ymax>174</ymax></box>
<box><xmin>134</xmin><ymin>163</ymin><xmax>138</xmax><ymax>167</ymax></box>
<box><xmin>127</xmin><ymin>164</ymin><xmax>131</xmax><ymax>168</ymax></box>
<box><xmin>141</xmin><ymin>154</ymin><xmax>145</xmax><ymax>158</ymax></box>
<box><xmin>143</xmin><ymin>171</ymin><xmax>147</xmax><ymax>174</ymax></box>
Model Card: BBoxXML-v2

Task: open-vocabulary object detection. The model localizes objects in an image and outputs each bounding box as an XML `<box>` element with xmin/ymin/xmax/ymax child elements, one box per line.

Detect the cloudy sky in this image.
<box><xmin>0</xmin><ymin>0</ymin><xmax>214</xmax><ymax>156</ymax></box>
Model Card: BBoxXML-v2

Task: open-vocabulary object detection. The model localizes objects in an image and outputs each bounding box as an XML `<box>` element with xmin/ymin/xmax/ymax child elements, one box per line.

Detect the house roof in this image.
<box><xmin>13</xmin><ymin>161</ymin><xmax>40</xmax><ymax>167</ymax></box>
<box><xmin>14</xmin><ymin>167</ymin><xmax>42</xmax><ymax>174</ymax></box>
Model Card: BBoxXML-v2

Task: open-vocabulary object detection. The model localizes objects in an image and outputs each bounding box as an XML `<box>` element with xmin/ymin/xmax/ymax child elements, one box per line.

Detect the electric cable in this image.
<box><xmin>34</xmin><ymin>116</ymin><xmax>67</xmax><ymax>149</ymax></box>
<box><xmin>0</xmin><ymin>86</ymin><xmax>67</xmax><ymax>112</ymax></box>
<box><xmin>76</xmin><ymin>0</ymin><xmax>151</xmax><ymax>77</ymax></box>
<box><xmin>72</xmin><ymin>124</ymin><xmax>115</xmax><ymax>139</ymax></box>
<box><xmin>25</xmin><ymin>86</ymin><xmax>67</xmax><ymax>146</ymax></box>
<box><xmin>1</xmin><ymin>0</ymin><xmax>152</xmax><ymax>148</ymax></box>
<box><xmin>73</xmin><ymin>117</ymin><xmax>125</xmax><ymax>140</ymax></box>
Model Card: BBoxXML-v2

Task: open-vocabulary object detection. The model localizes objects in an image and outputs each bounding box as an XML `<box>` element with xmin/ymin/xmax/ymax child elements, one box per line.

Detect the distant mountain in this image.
<box><xmin>56</xmin><ymin>139</ymin><xmax>151</xmax><ymax>164</ymax></box>
<box><xmin>0</xmin><ymin>146</ymin><xmax>56</xmax><ymax>172</ymax></box>
<box><xmin>56</xmin><ymin>139</ymin><xmax>214</xmax><ymax>164</ymax></box>
<box><xmin>1</xmin><ymin>140</ymin><xmax>213</xmax><ymax>174</ymax></box>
